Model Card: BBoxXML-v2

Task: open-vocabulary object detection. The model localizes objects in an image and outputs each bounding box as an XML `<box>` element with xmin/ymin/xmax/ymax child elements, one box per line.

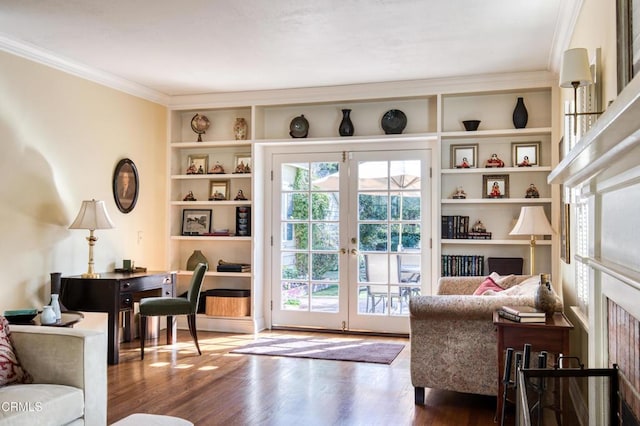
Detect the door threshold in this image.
<box><xmin>271</xmin><ymin>325</ymin><xmax>408</xmax><ymax>339</ymax></box>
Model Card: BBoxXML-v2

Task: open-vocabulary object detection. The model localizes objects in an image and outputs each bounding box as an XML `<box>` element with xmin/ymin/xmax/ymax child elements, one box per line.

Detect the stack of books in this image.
<box><xmin>498</xmin><ymin>305</ymin><xmax>546</xmax><ymax>323</ymax></box>
<box><xmin>216</xmin><ymin>261</ymin><xmax>251</xmax><ymax>273</ymax></box>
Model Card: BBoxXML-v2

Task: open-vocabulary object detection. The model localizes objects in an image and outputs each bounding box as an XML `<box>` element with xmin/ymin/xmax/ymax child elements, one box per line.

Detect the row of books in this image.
<box><xmin>497</xmin><ymin>305</ymin><xmax>546</xmax><ymax>323</ymax></box>
<box><xmin>441</xmin><ymin>216</ymin><xmax>493</xmax><ymax>240</ymax></box>
<box><xmin>441</xmin><ymin>215</ymin><xmax>470</xmax><ymax>239</ymax></box>
<box><xmin>441</xmin><ymin>255</ymin><xmax>484</xmax><ymax>277</ymax></box>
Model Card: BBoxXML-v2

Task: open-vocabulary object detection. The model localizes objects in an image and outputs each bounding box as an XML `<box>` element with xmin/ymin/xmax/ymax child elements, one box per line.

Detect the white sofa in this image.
<box><xmin>0</xmin><ymin>325</ymin><xmax>107</xmax><ymax>425</ymax></box>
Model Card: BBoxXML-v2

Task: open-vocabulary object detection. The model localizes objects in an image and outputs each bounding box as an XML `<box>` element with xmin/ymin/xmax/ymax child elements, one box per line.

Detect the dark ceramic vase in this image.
<box><xmin>512</xmin><ymin>97</ymin><xmax>528</xmax><ymax>129</ymax></box>
<box><xmin>339</xmin><ymin>109</ymin><xmax>354</xmax><ymax>136</ymax></box>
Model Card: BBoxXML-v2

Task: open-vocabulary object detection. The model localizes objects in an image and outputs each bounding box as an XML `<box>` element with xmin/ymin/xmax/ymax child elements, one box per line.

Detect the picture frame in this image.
<box><xmin>560</xmin><ymin>203</ymin><xmax>571</xmax><ymax>264</ymax></box>
<box><xmin>482</xmin><ymin>174</ymin><xmax>509</xmax><ymax>199</ymax></box>
<box><xmin>209</xmin><ymin>180</ymin><xmax>230</xmax><ymax>201</ymax></box>
<box><xmin>450</xmin><ymin>144</ymin><xmax>478</xmax><ymax>169</ymax></box>
<box><xmin>511</xmin><ymin>141</ymin><xmax>540</xmax><ymax>167</ymax></box>
<box><xmin>181</xmin><ymin>209</ymin><xmax>212</xmax><ymax>236</ymax></box>
<box><xmin>617</xmin><ymin>0</ymin><xmax>640</xmax><ymax>93</ymax></box>
<box><xmin>112</xmin><ymin>158</ymin><xmax>139</xmax><ymax>214</ymax></box>
<box><xmin>233</xmin><ymin>153</ymin><xmax>252</xmax><ymax>174</ymax></box>
<box><xmin>186</xmin><ymin>154</ymin><xmax>208</xmax><ymax>175</ymax></box>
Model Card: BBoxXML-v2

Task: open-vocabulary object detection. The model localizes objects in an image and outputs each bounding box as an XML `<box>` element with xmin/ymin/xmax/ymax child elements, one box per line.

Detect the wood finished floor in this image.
<box><xmin>108</xmin><ymin>330</ymin><xmax>500</xmax><ymax>425</ymax></box>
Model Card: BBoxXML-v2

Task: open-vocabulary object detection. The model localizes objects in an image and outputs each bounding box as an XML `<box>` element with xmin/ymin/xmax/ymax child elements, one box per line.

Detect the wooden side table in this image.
<box><xmin>493</xmin><ymin>311</ymin><xmax>573</xmax><ymax>424</ymax></box>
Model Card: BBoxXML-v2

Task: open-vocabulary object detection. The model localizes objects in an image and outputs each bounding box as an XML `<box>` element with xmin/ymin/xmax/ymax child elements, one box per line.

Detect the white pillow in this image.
<box><xmin>499</xmin><ymin>276</ymin><xmax>540</xmax><ymax>296</ymax></box>
<box><xmin>489</xmin><ymin>272</ymin><xmax>518</xmax><ymax>289</ymax></box>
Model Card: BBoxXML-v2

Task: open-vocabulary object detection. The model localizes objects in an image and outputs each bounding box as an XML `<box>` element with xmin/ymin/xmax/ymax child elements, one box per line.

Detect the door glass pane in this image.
<box><xmin>283</xmin><ymin>193</ymin><xmax>308</xmax><ymax>220</ymax></box>
<box><xmin>359</xmin><ymin>224</ymin><xmax>388</xmax><ymax>251</ymax></box>
<box><xmin>281</xmin><ymin>282</ymin><xmax>308</xmax><ymax>310</ymax></box>
<box><xmin>281</xmin><ymin>223</ymin><xmax>308</xmax><ymax>250</ymax></box>
<box><xmin>359</xmin><ymin>193</ymin><xmax>388</xmax><ymax>221</ymax></box>
<box><xmin>311</xmin><ymin>223</ymin><xmax>339</xmax><ymax>250</ymax></box>
<box><xmin>282</xmin><ymin>163</ymin><xmax>309</xmax><ymax>190</ymax></box>
<box><xmin>311</xmin><ymin>192</ymin><xmax>339</xmax><ymax>220</ymax></box>
<box><xmin>281</xmin><ymin>253</ymin><xmax>308</xmax><ymax>280</ymax></box>
<box><xmin>389</xmin><ymin>160</ymin><xmax>421</xmax><ymax>190</ymax></box>
<box><xmin>311</xmin><ymin>253</ymin><xmax>339</xmax><ymax>281</ymax></box>
<box><xmin>358</xmin><ymin>161</ymin><xmax>388</xmax><ymax>190</ymax></box>
<box><xmin>311</xmin><ymin>284</ymin><xmax>338</xmax><ymax>312</ymax></box>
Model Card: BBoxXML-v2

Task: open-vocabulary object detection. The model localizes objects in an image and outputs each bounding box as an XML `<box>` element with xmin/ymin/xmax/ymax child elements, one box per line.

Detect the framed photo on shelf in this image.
<box><xmin>181</xmin><ymin>209</ymin><xmax>212</xmax><ymax>236</ymax></box>
<box><xmin>511</xmin><ymin>142</ymin><xmax>540</xmax><ymax>167</ymax></box>
<box><xmin>186</xmin><ymin>154</ymin><xmax>208</xmax><ymax>175</ymax></box>
<box><xmin>450</xmin><ymin>144</ymin><xmax>478</xmax><ymax>168</ymax></box>
<box><xmin>209</xmin><ymin>180</ymin><xmax>230</xmax><ymax>201</ymax></box>
<box><xmin>234</xmin><ymin>153</ymin><xmax>252</xmax><ymax>174</ymax></box>
<box><xmin>482</xmin><ymin>174</ymin><xmax>509</xmax><ymax>198</ymax></box>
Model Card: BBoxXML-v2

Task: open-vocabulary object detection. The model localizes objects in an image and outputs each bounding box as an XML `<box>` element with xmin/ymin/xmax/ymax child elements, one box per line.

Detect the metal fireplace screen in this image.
<box><xmin>516</xmin><ymin>364</ymin><xmax>620</xmax><ymax>425</ymax></box>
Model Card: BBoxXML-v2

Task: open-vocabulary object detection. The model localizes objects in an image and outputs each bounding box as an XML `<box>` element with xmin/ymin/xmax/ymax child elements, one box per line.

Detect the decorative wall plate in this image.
<box><xmin>381</xmin><ymin>109</ymin><xmax>407</xmax><ymax>134</ymax></box>
<box><xmin>289</xmin><ymin>114</ymin><xmax>309</xmax><ymax>138</ymax></box>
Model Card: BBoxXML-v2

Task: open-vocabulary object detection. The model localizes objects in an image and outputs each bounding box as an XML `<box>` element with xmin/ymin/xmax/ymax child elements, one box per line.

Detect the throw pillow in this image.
<box><xmin>489</xmin><ymin>272</ymin><xmax>518</xmax><ymax>289</ymax></box>
<box><xmin>500</xmin><ymin>276</ymin><xmax>540</xmax><ymax>296</ymax></box>
<box><xmin>473</xmin><ymin>276</ymin><xmax>505</xmax><ymax>295</ymax></box>
<box><xmin>0</xmin><ymin>316</ymin><xmax>32</xmax><ymax>386</ymax></box>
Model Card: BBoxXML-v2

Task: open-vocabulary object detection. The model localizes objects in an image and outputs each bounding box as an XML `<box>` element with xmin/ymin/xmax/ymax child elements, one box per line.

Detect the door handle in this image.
<box><xmin>340</xmin><ymin>248</ymin><xmax>347</xmax><ymax>254</ymax></box>
<box><xmin>350</xmin><ymin>248</ymin><xmax>359</xmax><ymax>255</ymax></box>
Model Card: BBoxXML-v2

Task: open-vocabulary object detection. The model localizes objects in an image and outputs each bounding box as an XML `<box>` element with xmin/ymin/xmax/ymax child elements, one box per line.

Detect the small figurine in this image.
<box><xmin>209</xmin><ymin>162</ymin><xmax>225</xmax><ymax>174</ymax></box>
<box><xmin>472</xmin><ymin>220</ymin><xmax>487</xmax><ymax>233</ymax></box>
<box><xmin>197</xmin><ymin>165</ymin><xmax>205</xmax><ymax>174</ymax></box>
<box><xmin>452</xmin><ymin>186</ymin><xmax>467</xmax><ymax>199</ymax></box>
<box><xmin>489</xmin><ymin>181</ymin><xmax>502</xmax><ymax>198</ymax></box>
<box><xmin>183</xmin><ymin>191</ymin><xmax>196</xmax><ymax>201</ymax></box>
<box><xmin>234</xmin><ymin>161</ymin><xmax>251</xmax><ymax>174</ymax></box>
<box><xmin>525</xmin><ymin>183</ymin><xmax>540</xmax><ymax>198</ymax></box>
<box><xmin>234</xmin><ymin>189</ymin><xmax>248</xmax><ymax>200</ymax></box>
<box><xmin>456</xmin><ymin>157</ymin><xmax>471</xmax><ymax>168</ymax></box>
<box><xmin>209</xmin><ymin>190</ymin><xmax>225</xmax><ymax>201</ymax></box>
<box><xmin>518</xmin><ymin>155</ymin><xmax>532</xmax><ymax>167</ymax></box>
<box><xmin>186</xmin><ymin>161</ymin><xmax>198</xmax><ymax>175</ymax></box>
<box><xmin>485</xmin><ymin>153</ymin><xmax>505</xmax><ymax>168</ymax></box>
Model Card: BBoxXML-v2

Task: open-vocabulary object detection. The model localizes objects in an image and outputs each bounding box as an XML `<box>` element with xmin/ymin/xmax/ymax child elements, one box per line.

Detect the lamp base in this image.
<box><xmin>81</xmin><ymin>272</ymin><xmax>101</xmax><ymax>279</ymax></box>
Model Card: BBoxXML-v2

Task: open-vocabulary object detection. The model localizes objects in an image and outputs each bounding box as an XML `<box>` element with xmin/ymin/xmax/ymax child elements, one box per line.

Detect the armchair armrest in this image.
<box><xmin>9</xmin><ymin>325</ymin><xmax>107</xmax><ymax>426</ymax></box>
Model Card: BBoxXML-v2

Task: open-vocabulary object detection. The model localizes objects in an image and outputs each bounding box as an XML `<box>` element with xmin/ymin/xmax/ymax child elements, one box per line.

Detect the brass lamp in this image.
<box><xmin>69</xmin><ymin>199</ymin><xmax>114</xmax><ymax>278</ymax></box>
<box><xmin>509</xmin><ymin>206</ymin><xmax>554</xmax><ymax>275</ymax></box>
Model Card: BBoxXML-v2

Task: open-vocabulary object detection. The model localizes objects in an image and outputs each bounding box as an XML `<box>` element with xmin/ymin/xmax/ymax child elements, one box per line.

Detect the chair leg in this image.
<box><xmin>140</xmin><ymin>315</ymin><xmax>147</xmax><ymax>360</ymax></box>
<box><xmin>166</xmin><ymin>315</ymin><xmax>175</xmax><ymax>345</ymax></box>
<box><xmin>187</xmin><ymin>313</ymin><xmax>201</xmax><ymax>355</ymax></box>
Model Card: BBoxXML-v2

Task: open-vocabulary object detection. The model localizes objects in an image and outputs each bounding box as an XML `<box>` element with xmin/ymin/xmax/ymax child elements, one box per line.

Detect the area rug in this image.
<box><xmin>230</xmin><ymin>336</ymin><xmax>405</xmax><ymax>364</ymax></box>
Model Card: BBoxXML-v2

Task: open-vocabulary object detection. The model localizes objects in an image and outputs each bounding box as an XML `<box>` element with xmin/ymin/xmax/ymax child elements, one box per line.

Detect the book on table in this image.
<box><xmin>501</xmin><ymin>305</ymin><xmax>546</xmax><ymax>317</ymax></box>
<box><xmin>498</xmin><ymin>309</ymin><xmax>546</xmax><ymax>323</ymax></box>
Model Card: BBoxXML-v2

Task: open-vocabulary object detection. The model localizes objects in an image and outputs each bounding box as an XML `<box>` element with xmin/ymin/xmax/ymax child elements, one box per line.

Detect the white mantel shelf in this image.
<box><xmin>548</xmin><ymin>73</ymin><xmax>640</xmax><ymax>188</ymax></box>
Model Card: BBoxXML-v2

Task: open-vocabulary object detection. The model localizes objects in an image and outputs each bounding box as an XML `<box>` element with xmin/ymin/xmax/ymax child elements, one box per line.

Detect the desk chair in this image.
<box><xmin>139</xmin><ymin>263</ymin><xmax>207</xmax><ymax>359</ymax></box>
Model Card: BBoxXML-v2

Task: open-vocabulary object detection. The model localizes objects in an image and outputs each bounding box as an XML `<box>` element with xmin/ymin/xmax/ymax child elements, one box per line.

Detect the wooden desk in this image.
<box><xmin>493</xmin><ymin>311</ymin><xmax>573</xmax><ymax>424</ymax></box>
<box><xmin>61</xmin><ymin>271</ymin><xmax>175</xmax><ymax>364</ymax></box>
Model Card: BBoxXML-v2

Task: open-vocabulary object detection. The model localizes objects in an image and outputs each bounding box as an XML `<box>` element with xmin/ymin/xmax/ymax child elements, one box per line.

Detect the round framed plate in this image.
<box><xmin>289</xmin><ymin>114</ymin><xmax>309</xmax><ymax>138</ymax></box>
<box><xmin>381</xmin><ymin>109</ymin><xmax>407</xmax><ymax>134</ymax></box>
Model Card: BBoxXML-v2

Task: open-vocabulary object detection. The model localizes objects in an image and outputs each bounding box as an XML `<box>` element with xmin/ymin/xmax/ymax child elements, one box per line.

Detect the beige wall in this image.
<box><xmin>0</xmin><ymin>51</ymin><xmax>167</xmax><ymax>312</ymax></box>
<box><xmin>560</xmin><ymin>0</ymin><xmax>619</xmax><ymax>360</ymax></box>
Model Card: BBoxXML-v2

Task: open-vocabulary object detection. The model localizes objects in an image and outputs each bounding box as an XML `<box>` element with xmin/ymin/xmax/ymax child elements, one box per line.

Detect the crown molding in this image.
<box><xmin>0</xmin><ymin>33</ymin><xmax>170</xmax><ymax>105</ymax></box>
<box><xmin>548</xmin><ymin>0</ymin><xmax>584</xmax><ymax>74</ymax></box>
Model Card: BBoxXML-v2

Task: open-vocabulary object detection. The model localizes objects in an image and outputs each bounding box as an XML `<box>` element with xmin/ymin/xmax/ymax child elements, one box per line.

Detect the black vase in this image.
<box><xmin>339</xmin><ymin>109</ymin><xmax>354</xmax><ymax>136</ymax></box>
<box><xmin>50</xmin><ymin>272</ymin><xmax>67</xmax><ymax>312</ymax></box>
<box><xmin>512</xmin><ymin>97</ymin><xmax>528</xmax><ymax>129</ymax></box>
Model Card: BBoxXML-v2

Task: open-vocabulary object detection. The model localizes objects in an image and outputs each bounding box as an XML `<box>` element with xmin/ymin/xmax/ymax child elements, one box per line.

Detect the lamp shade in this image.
<box><xmin>509</xmin><ymin>206</ymin><xmax>554</xmax><ymax>236</ymax></box>
<box><xmin>560</xmin><ymin>48</ymin><xmax>593</xmax><ymax>88</ymax></box>
<box><xmin>69</xmin><ymin>199</ymin><xmax>114</xmax><ymax>230</ymax></box>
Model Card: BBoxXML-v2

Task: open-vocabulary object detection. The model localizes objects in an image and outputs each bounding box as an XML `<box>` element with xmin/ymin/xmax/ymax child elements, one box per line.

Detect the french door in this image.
<box><xmin>270</xmin><ymin>148</ymin><xmax>430</xmax><ymax>334</ymax></box>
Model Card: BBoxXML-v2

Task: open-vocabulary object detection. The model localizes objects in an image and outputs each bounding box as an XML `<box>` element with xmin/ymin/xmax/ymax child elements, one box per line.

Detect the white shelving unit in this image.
<box><xmin>439</xmin><ymin>88</ymin><xmax>554</xmax><ymax>276</ymax></box>
<box><xmin>166</xmin><ymin>74</ymin><xmax>558</xmax><ymax>330</ymax></box>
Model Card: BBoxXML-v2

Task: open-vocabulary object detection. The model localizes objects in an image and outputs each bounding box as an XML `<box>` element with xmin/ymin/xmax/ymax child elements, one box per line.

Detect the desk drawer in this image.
<box><xmin>120</xmin><ymin>274</ymin><xmax>173</xmax><ymax>292</ymax></box>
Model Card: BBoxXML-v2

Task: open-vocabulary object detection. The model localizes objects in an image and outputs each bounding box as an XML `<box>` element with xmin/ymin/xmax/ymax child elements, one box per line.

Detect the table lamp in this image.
<box><xmin>509</xmin><ymin>206</ymin><xmax>554</xmax><ymax>275</ymax></box>
<box><xmin>69</xmin><ymin>199</ymin><xmax>114</xmax><ymax>278</ymax></box>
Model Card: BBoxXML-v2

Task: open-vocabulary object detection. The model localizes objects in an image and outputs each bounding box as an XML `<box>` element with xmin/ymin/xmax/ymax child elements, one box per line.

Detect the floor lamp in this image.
<box><xmin>69</xmin><ymin>199</ymin><xmax>114</xmax><ymax>278</ymax></box>
<box><xmin>509</xmin><ymin>206</ymin><xmax>554</xmax><ymax>275</ymax></box>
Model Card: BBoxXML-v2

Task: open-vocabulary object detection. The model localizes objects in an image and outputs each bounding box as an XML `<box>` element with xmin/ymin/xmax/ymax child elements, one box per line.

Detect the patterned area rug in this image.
<box><xmin>231</xmin><ymin>336</ymin><xmax>405</xmax><ymax>364</ymax></box>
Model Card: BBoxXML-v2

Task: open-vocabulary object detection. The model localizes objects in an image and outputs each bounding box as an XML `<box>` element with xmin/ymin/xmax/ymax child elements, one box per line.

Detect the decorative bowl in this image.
<box><xmin>4</xmin><ymin>309</ymin><xmax>38</xmax><ymax>324</ymax></box>
<box><xmin>462</xmin><ymin>120</ymin><xmax>481</xmax><ymax>131</ymax></box>
<box><xmin>381</xmin><ymin>109</ymin><xmax>407</xmax><ymax>134</ymax></box>
<box><xmin>289</xmin><ymin>114</ymin><xmax>309</xmax><ymax>138</ymax></box>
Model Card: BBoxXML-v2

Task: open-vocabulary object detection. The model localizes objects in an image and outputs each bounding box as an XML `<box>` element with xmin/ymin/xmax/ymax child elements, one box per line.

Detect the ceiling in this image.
<box><xmin>0</xmin><ymin>1</ymin><xmax>580</xmax><ymax>101</ymax></box>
